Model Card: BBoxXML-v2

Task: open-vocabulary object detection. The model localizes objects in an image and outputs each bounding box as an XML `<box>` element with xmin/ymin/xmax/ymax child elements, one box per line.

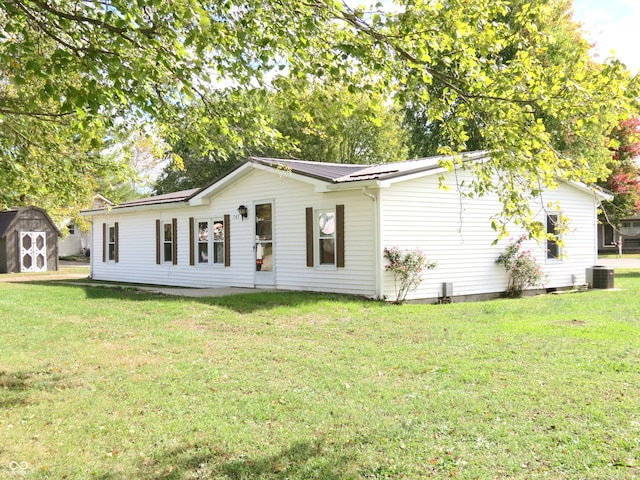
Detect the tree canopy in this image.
<box><xmin>1</xmin><ymin>0</ymin><xmax>638</xmax><ymax>234</ymax></box>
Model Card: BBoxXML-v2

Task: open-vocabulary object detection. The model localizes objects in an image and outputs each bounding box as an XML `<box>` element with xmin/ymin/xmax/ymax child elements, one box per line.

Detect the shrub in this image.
<box><xmin>384</xmin><ymin>247</ymin><xmax>436</xmax><ymax>303</ymax></box>
<box><xmin>495</xmin><ymin>236</ymin><xmax>546</xmax><ymax>297</ymax></box>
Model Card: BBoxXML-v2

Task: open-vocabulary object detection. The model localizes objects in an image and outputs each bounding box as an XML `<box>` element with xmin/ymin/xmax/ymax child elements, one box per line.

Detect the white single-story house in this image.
<box><xmin>81</xmin><ymin>151</ymin><xmax>609</xmax><ymax>302</ymax></box>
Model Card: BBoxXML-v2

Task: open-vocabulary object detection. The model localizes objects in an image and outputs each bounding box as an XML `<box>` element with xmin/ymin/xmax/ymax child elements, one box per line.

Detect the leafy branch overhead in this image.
<box><xmin>1</xmin><ymin>0</ymin><xmax>638</xmax><ymax>234</ymax></box>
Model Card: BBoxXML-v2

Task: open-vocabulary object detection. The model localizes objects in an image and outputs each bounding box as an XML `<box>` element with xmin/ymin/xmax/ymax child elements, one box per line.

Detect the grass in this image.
<box><xmin>0</xmin><ymin>272</ymin><xmax>639</xmax><ymax>479</ymax></box>
<box><xmin>598</xmin><ymin>253</ymin><xmax>640</xmax><ymax>259</ymax></box>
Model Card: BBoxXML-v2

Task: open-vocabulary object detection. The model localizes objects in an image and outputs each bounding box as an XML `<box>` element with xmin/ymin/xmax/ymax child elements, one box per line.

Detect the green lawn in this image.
<box><xmin>1</xmin><ymin>273</ymin><xmax>639</xmax><ymax>479</ymax></box>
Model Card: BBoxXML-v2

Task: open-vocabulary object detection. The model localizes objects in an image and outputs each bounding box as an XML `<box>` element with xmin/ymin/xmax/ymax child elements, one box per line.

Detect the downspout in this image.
<box><xmin>362</xmin><ymin>186</ymin><xmax>383</xmax><ymax>299</ymax></box>
<box><xmin>88</xmin><ymin>217</ymin><xmax>94</xmax><ymax>279</ymax></box>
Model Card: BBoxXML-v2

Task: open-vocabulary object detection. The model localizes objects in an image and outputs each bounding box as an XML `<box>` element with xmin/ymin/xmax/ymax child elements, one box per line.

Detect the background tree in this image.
<box><xmin>599</xmin><ymin>117</ymin><xmax>640</xmax><ymax>227</ymax></box>
<box><xmin>154</xmin><ymin>88</ymin><xmax>285</xmax><ymax>194</ymax></box>
<box><xmin>266</xmin><ymin>83</ymin><xmax>409</xmax><ymax>164</ymax></box>
<box><xmin>154</xmin><ymin>141</ymin><xmax>244</xmax><ymax>195</ymax></box>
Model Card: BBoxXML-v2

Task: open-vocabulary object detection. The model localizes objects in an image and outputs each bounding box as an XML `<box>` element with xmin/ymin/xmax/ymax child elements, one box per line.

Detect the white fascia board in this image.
<box><xmin>188</xmin><ymin>163</ymin><xmax>255</xmax><ymax>206</ymax></box>
<box><xmin>377</xmin><ymin>165</ymin><xmax>454</xmax><ymax>187</ymax></box>
<box><xmin>319</xmin><ymin>179</ymin><xmax>386</xmax><ymax>192</ymax></box>
<box><xmin>562</xmin><ymin>180</ymin><xmax>613</xmax><ymax>202</ymax></box>
<box><xmin>249</xmin><ymin>162</ymin><xmax>331</xmax><ymax>190</ymax></box>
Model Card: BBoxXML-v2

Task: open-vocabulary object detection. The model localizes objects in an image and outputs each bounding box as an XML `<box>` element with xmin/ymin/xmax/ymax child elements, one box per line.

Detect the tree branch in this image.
<box><xmin>334</xmin><ymin>5</ymin><xmax>536</xmax><ymax>106</ymax></box>
<box><xmin>17</xmin><ymin>0</ymin><xmax>158</xmax><ymax>39</ymax></box>
<box><xmin>12</xmin><ymin>0</ymin><xmax>118</xmax><ymax>57</ymax></box>
<box><xmin>0</xmin><ymin>107</ymin><xmax>74</xmax><ymax>118</ymax></box>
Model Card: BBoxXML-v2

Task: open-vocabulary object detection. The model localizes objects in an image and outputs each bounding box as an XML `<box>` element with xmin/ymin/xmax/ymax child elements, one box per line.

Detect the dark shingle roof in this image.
<box><xmin>250</xmin><ymin>151</ymin><xmax>488</xmax><ymax>183</ymax></box>
<box><xmin>249</xmin><ymin>157</ymin><xmax>367</xmax><ymax>182</ymax></box>
<box><xmin>113</xmin><ymin>189</ymin><xmax>200</xmax><ymax>208</ymax></box>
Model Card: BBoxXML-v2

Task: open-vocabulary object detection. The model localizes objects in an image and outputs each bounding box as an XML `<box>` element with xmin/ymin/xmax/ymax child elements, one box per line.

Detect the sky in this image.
<box><xmin>572</xmin><ymin>0</ymin><xmax>640</xmax><ymax>73</ymax></box>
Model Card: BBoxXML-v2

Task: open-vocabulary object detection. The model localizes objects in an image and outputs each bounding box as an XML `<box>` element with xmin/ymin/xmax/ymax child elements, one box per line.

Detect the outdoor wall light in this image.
<box><xmin>237</xmin><ymin>204</ymin><xmax>248</xmax><ymax>220</ymax></box>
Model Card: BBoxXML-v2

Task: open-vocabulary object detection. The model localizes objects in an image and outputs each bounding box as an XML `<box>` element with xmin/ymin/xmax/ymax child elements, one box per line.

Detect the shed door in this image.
<box><xmin>20</xmin><ymin>232</ymin><xmax>47</xmax><ymax>272</ymax></box>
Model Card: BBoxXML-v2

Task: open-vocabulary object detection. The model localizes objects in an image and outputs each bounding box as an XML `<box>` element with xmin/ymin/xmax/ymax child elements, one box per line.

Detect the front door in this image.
<box><xmin>20</xmin><ymin>232</ymin><xmax>47</xmax><ymax>272</ymax></box>
<box><xmin>254</xmin><ymin>202</ymin><xmax>274</xmax><ymax>286</ymax></box>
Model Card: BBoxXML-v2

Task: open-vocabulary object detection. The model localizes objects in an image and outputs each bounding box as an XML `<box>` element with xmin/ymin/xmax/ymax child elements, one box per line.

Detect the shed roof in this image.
<box><xmin>0</xmin><ymin>207</ymin><xmax>61</xmax><ymax>238</ymax></box>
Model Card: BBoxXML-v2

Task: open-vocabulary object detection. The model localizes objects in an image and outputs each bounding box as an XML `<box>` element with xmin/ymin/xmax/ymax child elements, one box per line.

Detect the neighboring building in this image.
<box><xmin>0</xmin><ymin>207</ymin><xmax>61</xmax><ymax>273</ymax></box>
<box><xmin>58</xmin><ymin>194</ymin><xmax>113</xmax><ymax>257</ymax></box>
<box><xmin>81</xmin><ymin>152</ymin><xmax>609</xmax><ymax>302</ymax></box>
<box><xmin>598</xmin><ymin>214</ymin><xmax>640</xmax><ymax>254</ymax></box>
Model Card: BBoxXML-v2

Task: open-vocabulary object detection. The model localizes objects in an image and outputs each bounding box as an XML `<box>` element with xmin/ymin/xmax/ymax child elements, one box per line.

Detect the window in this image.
<box><xmin>197</xmin><ymin>220</ymin><xmax>209</xmax><ymax>263</ymax></box>
<box><xmin>621</xmin><ymin>220</ymin><xmax>640</xmax><ymax>228</ymax></box>
<box><xmin>189</xmin><ymin>216</ymin><xmax>230</xmax><ymax>267</ymax></box>
<box><xmin>67</xmin><ymin>223</ymin><xmax>76</xmax><ymax>235</ymax></box>
<box><xmin>163</xmin><ymin>222</ymin><xmax>173</xmax><ymax>263</ymax></box>
<box><xmin>306</xmin><ymin>205</ymin><xmax>344</xmax><ymax>268</ymax></box>
<box><xmin>195</xmin><ymin>219</ymin><xmax>224</xmax><ymax>264</ymax></box>
<box><xmin>318</xmin><ymin>210</ymin><xmax>336</xmax><ymax>265</ymax></box>
<box><xmin>547</xmin><ymin>214</ymin><xmax>560</xmax><ymax>259</ymax></box>
<box><xmin>108</xmin><ymin>225</ymin><xmax>116</xmax><ymax>261</ymax></box>
<box><xmin>156</xmin><ymin>218</ymin><xmax>177</xmax><ymax>265</ymax></box>
<box><xmin>102</xmin><ymin>222</ymin><xmax>118</xmax><ymax>263</ymax></box>
<box><xmin>212</xmin><ymin>220</ymin><xmax>224</xmax><ymax>264</ymax></box>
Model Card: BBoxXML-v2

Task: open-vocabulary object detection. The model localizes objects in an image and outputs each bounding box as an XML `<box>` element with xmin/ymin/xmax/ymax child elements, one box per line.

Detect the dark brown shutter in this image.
<box><xmin>305</xmin><ymin>207</ymin><xmax>314</xmax><ymax>267</ymax></box>
<box><xmin>102</xmin><ymin>223</ymin><xmax>106</xmax><ymax>263</ymax></box>
<box><xmin>224</xmin><ymin>214</ymin><xmax>231</xmax><ymax>267</ymax></box>
<box><xmin>155</xmin><ymin>219</ymin><xmax>161</xmax><ymax>264</ymax></box>
<box><xmin>114</xmin><ymin>222</ymin><xmax>119</xmax><ymax>263</ymax></box>
<box><xmin>172</xmin><ymin>218</ymin><xmax>178</xmax><ymax>265</ymax></box>
<box><xmin>336</xmin><ymin>204</ymin><xmax>345</xmax><ymax>268</ymax></box>
<box><xmin>189</xmin><ymin>217</ymin><xmax>195</xmax><ymax>266</ymax></box>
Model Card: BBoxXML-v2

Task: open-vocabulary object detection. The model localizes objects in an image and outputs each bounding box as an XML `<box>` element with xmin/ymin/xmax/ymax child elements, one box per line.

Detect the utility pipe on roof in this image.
<box><xmin>362</xmin><ymin>187</ymin><xmax>384</xmax><ymax>300</ymax></box>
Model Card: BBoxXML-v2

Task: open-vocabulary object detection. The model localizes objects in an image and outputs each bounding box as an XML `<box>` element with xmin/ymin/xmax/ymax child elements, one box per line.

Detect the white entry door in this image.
<box><xmin>254</xmin><ymin>202</ymin><xmax>274</xmax><ymax>286</ymax></box>
<box><xmin>20</xmin><ymin>232</ymin><xmax>47</xmax><ymax>272</ymax></box>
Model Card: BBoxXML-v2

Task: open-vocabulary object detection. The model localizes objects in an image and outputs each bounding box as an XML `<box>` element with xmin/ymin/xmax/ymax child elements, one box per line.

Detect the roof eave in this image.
<box><xmin>80</xmin><ymin>200</ymin><xmax>190</xmax><ymax>216</ymax></box>
<box><xmin>563</xmin><ymin>180</ymin><xmax>614</xmax><ymax>202</ymax></box>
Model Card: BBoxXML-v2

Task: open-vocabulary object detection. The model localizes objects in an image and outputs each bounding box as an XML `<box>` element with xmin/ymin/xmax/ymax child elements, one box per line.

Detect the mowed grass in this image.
<box><xmin>0</xmin><ymin>273</ymin><xmax>639</xmax><ymax>479</ymax></box>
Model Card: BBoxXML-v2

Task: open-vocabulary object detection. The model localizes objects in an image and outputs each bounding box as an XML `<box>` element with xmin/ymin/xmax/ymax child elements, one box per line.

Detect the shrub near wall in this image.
<box><xmin>495</xmin><ymin>236</ymin><xmax>546</xmax><ymax>297</ymax></box>
<box><xmin>384</xmin><ymin>247</ymin><xmax>436</xmax><ymax>303</ymax></box>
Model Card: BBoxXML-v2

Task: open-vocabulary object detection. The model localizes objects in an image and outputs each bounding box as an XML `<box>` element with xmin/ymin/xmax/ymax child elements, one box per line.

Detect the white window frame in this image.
<box><xmin>212</xmin><ymin>219</ymin><xmax>225</xmax><ymax>265</ymax></box>
<box><xmin>546</xmin><ymin>213</ymin><xmax>561</xmax><ymax>261</ymax></box>
<box><xmin>317</xmin><ymin>209</ymin><xmax>336</xmax><ymax>267</ymax></box>
<box><xmin>163</xmin><ymin>221</ymin><xmax>174</xmax><ymax>263</ymax></box>
<box><xmin>194</xmin><ymin>218</ymin><xmax>226</xmax><ymax>266</ymax></box>
<box><xmin>107</xmin><ymin>224</ymin><xmax>117</xmax><ymax>262</ymax></box>
<box><xmin>196</xmin><ymin>219</ymin><xmax>210</xmax><ymax>264</ymax></box>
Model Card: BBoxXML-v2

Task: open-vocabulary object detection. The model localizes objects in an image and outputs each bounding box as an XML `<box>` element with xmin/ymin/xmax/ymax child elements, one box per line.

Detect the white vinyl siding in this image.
<box><xmin>380</xmin><ymin>169</ymin><xmax>599</xmax><ymax>301</ymax></box>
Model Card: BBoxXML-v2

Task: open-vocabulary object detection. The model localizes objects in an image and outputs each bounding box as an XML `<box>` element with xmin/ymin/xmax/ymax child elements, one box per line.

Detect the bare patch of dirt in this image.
<box><xmin>555</xmin><ymin>319</ymin><xmax>587</xmax><ymax>326</ymax></box>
